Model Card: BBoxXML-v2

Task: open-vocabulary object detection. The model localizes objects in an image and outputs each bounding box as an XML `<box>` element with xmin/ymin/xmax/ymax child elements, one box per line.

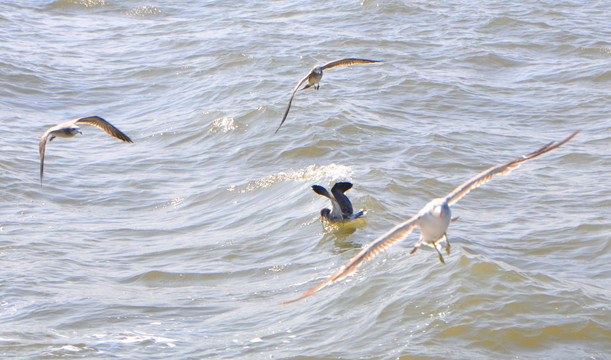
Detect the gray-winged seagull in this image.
<box><xmin>312</xmin><ymin>182</ymin><xmax>366</xmax><ymax>222</ymax></box>
<box><xmin>275</xmin><ymin>58</ymin><xmax>381</xmax><ymax>133</ymax></box>
<box><xmin>39</xmin><ymin>116</ymin><xmax>133</xmax><ymax>184</ymax></box>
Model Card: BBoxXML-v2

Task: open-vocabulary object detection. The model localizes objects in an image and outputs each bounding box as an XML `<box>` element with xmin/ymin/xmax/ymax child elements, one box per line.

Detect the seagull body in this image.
<box><xmin>39</xmin><ymin>116</ymin><xmax>133</xmax><ymax>184</ymax></box>
<box><xmin>283</xmin><ymin>131</ymin><xmax>580</xmax><ymax>304</ymax></box>
<box><xmin>411</xmin><ymin>197</ymin><xmax>452</xmax><ymax>262</ymax></box>
<box><xmin>275</xmin><ymin>57</ymin><xmax>382</xmax><ymax>133</ymax></box>
<box><xmin>312</xmin><ymin>182</ymin><xmax>366</xmax><ymax>222</ymax></box>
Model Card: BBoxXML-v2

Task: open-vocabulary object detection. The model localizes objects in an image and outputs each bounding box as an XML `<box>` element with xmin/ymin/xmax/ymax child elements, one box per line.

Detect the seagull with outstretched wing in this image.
<box><xmin>39</xmin><ymin>116</ymin><xmax>133</xmax><ymax>184</ymax></box>
<box><xmin>283</xmin><ymin>131</ymin><xmax>580</xmax><ymax>304</ymax></box>
<box><xmin>275</xmin><ymin>58</ymin><xmax>382</xmax><ymax>133</ymax></box>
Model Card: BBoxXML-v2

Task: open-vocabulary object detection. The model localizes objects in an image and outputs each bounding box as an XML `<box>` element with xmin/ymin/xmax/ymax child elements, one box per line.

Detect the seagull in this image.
<box><xmin>312</xmin><ymin>182</ymin><xmax>366</xmax><ymax>222</ymax></box>
<box><xmin>275</xmin><ymin>58</ymin><xmax>382</xmax><ymax>133</ymax></box>
<box><xmin>39</xmin><ymin>116</ymin><xmax>133</xmax><ymax>184</ymax></box>
<box><xmin>283</xmin><ymin>131</ymin><xmax>580</xmax><ymax>304</ymax></box>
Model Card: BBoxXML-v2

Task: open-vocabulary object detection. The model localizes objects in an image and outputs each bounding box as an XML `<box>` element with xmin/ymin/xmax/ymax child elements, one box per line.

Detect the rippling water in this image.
<box><xmin>1</xmin><ymin>1</ymin><xmax>609</xmax><ymax>359</ymax></box>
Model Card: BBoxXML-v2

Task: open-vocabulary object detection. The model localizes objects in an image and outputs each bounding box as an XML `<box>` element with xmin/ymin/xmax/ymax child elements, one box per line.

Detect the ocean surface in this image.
<box><xmin>0</xmin><ymin>1</ymin><xmax>609</xmax><ymax>359</ymax></box>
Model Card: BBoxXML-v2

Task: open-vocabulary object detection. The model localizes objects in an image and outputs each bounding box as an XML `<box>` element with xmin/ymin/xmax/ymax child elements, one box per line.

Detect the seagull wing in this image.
<box><xmin>331</xmin><ymin>182</ymin><xmax>354</xmax><ymax>215</ymax></box>
<box><xmin>312</xmin><ymin>185</ymin><xmax>343</xmax><ymax>219</ymax></box>
<box><xmin>320</xmin><ymin>57</ymin><xmax>382</xmax><ymax>71</ymax></box>
<box><xmin>283</xmin><ymin>214</ymin><xmax>421</xmax><ymax>304</ymax></box>
<box><xmin>75</xmin><ymin>116</ymin><xmax>133</xmax><ymax>143</ymax></box>
<box><xmin>275</xmin><ymin>73</ymin><xmax>312</xmax><ymax>134</ymax></box>
<box><xmin>38</xmin><ymin>128</ymin><xmax>54</xmax><ymax>184</ymax></box>
<box><xmin>445</xmin><ymin>130</ymin><xmax>579</xmax><ymax>206</ymax></box>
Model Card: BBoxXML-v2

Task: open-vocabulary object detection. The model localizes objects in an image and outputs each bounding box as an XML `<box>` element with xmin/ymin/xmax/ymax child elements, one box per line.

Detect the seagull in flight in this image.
<box><xmin>283</xmin><ymin>131</ymin><xmax>580</xmax><ymax>304</ymax></box>
<box><xmin>39</xmin><ymin>116</ymin><xmax>133</xmax><ymax>184</ymax></box>
<box><xmin>312</xmin><ymin>182</ymin><xmax>366</xmax><ymax>222</ymax></box>
<box><xmin>275</xmin><ymin>58</ymin><xmax>382</xmax><ymax>133</ymax></box>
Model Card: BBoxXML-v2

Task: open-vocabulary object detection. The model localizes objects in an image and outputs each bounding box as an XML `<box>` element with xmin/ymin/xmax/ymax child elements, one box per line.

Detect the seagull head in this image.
<box><xmin>62</xmin><ymin>126</ymin><xmax>82</xmax><ymax>137</ymax></box>
<box><xmin>71</xmin><ymin>126</ymin><xmax>83</xmax><ymax>136</ymax></box>
<box><xmin>428</xmin><ymin>198</ymin><xmax>450</xmax><ymax>219</ymax></box>
<box><xmin>320</xmin><ymin>208</ymin><xmax>331</xmax><ymax>219</ymax></box>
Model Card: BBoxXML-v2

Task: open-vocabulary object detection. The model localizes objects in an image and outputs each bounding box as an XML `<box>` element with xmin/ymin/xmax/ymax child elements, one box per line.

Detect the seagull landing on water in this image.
<box><xmin>312</xmin><ymin>182</ymin><xmax>366</xmax><ymax>222</ymax></box>
<box><xmin>283</xmin><ymin>130</ymin><xmax>580</xmax><ymax>304</ymax></box>
<box><xmin>39</xmin><ymin>116</ymin><xmax>133</xmax><ymax>184</ymax></box>
<box><xmin>275</xmin><ymin>58</ymin><xmax>382</xmax><ymax>134</ymax></box>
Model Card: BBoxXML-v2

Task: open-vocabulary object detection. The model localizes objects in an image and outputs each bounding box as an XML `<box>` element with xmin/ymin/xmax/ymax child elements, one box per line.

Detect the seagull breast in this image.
<box><xmin>418</xmin><ymin>199</ymin><xmax>451</xmax><ymax>242</ymax></box>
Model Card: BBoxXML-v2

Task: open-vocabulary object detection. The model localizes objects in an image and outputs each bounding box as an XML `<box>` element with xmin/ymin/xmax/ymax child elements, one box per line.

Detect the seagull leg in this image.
<box><xmin>442</xmin><ymin>233</ymin><xmax>451</xmax><ymax>255</ymax></box>
<box><xmin>433</xmin><ymin>242</ymin><xmax>446</xmax><ymax>264</ymax></box>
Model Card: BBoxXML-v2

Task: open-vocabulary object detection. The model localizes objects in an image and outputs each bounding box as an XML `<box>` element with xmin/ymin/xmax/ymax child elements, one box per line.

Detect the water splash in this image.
<box><xmin>209</xmin><ymin>117</ymin><xmax>237</xmax><ymax>133</ymax></box>
<box><xmin>228</xmin><ymin>163</ymin><xmax>353</xmax><ymax>192</ymax></box>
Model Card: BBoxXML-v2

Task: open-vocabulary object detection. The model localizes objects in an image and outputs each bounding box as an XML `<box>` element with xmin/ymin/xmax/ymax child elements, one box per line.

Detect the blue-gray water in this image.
<box><xmin>1</xmin><ymin>1</ymin><xmax>609</xmax><ymax>359</ymax></box>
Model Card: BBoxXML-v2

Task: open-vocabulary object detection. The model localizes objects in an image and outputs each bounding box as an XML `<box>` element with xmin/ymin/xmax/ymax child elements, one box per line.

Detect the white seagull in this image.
<box><xmin>312</xmin><ymin>182</ymin><xmax>366</xmax><ymax>222</ymax></box>
<box><xmin>283</xmin><ymin>131</ymin><xmax>579</xmax><ymax>304</ymax></box>
<box><xmin>275</xmin><ymin>57</ymin><xmax>382</xmax><ymax>133</ymax></box>
<box><xmin>39</xmin><ymin>116</ymin><xmax>133</xmax><ymax>184</ymax></box>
